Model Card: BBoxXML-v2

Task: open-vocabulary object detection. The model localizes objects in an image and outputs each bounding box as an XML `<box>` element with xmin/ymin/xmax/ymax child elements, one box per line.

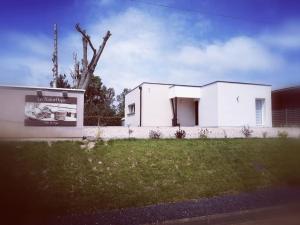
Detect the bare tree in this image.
<box><xmin>71</xmin><ymin>53</ymin><xmax>81</xmax><ymax>87</ymax></box>
<box><xmin>73</xmin><ymin>24</ymin><xmax>111</xmax><ymax>90</ymax></box>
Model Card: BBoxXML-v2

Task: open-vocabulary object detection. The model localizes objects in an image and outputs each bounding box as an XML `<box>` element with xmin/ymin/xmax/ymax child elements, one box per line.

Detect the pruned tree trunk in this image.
<box><xmin>71</xmin><ymin>53</ymin><xmax>81</xmax><ymax>88</ymax></box>
<box><xmin>74</xmin><ymin>24</ymin><xmax>111</xmax><ymax>90</ymax></box>
<box><xmin>82</xmin><ymin>36</ymin><xmax>88</xmax><ymax>71</ymax></box>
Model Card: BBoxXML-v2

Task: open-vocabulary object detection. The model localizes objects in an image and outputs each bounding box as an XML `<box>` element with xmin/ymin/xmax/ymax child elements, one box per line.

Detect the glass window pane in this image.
<box><xmin>256</xmin><ymin>99</ymin><xmax>264</xmax><ymax>125</ymax></box>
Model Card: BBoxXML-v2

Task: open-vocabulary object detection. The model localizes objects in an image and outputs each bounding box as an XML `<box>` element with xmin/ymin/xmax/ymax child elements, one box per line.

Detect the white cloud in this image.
<box><xmin>174</xmin><ymin>37</ymin><xmax>283</xmax><ymax>73</ymax></box>
<box><xmin>85</xmin><ymin>8</ymin><xmax>289</xmax><ymax>91</ymax></box>
<box><xmin>0</xmin><ymin>56</ymin><xmax>52</xmax><ymax>86</ymax></box>
<box><xmin>260</xmin><ymin>21</ymin><xmax>300</xmax><ymax>49</ymax></box>
<box><xmin>0</xmin><ymin>7</ymin><xmax>299</xmax><ymax>92</ymax></box>
<box><xmin>0</xmin><ymin>32</ymin><xmax>53</xmax><ymax>86</ymax></box>
<box><xmin>0</xmin><ymin>29</ymin><xmax>81</xmax><ymax>86</ymax></box>
<box><xmin>7</xmin><ymin>33</ymin><xmax>52</xmax><ymax>56</ymax></box>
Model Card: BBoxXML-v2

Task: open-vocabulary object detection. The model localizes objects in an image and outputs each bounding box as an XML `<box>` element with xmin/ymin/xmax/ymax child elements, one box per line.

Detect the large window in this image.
<box><xmin>128</xmin><ymin>103</ymin><xmax>135</xmax><ymax>115</ymax></box>
<box><xmin>255</xmin><ymin>99</ymin><xmax>265</xmax><ymax>125</ymax></box>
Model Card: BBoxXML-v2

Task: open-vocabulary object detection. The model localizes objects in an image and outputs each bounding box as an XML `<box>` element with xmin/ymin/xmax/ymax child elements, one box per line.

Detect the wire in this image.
<box><xmin>129</xmin><ymin>0</ymin><xmax>273</xmax><ymax>24</ymax></box>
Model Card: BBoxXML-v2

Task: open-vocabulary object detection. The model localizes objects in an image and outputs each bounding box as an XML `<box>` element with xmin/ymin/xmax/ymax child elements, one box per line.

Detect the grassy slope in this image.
<box><xmin>0</xmin><ymin>139</ymin><xmax>300</xmax><ymax>218</ymax></box>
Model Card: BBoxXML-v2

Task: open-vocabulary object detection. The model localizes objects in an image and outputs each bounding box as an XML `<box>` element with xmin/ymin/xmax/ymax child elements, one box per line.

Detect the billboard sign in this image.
<box><xmin>24</xmin><ymin>95</ymin><xmax>77</xmax><ymax>126</ymax></box>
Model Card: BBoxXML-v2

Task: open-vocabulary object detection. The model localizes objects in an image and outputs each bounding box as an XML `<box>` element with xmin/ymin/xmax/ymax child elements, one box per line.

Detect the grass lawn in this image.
<box><xmin>0</xmin><ymin>139</ymin><xmax>300</xmax><ymax>221</ymax></box>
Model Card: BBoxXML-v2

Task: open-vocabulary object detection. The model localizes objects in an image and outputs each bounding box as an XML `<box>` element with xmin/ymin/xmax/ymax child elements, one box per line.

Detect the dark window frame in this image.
<box><xmin>127</xmin><ymin>103</ymin><xmax>135</xmax><ymax>116</ymax></box>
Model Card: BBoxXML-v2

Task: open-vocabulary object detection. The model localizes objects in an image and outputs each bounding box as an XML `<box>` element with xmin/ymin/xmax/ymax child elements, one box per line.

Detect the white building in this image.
<box><xmin>125</xmin><ymin>81</ymin><xmax>272</xmax><ymax>127</ymax></box>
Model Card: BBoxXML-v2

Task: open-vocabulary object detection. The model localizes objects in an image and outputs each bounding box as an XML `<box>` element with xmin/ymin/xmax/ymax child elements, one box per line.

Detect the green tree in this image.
<box><xmin>50</xmin><ymin>74</ymin><xmax>71</xmax><ymax>88</ymax></box>
<box><xmin>49</xmin><ymin>72</ymin><xmax>119</xmax><ymax>125</ymax></box>
<box><xmin>116</xmin><ymin>88</ymin><xmax>130</xmax><ymax>117</ymax></box>
<box><xmin>84</xmin><ymin>75</ymin><xmax>116</xmax><ymax>117</ymax></box>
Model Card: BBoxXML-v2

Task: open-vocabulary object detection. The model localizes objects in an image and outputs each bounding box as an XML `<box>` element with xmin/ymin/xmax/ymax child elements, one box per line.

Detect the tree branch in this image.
<box><xmin>74</xmin><ymin>23</ymin><xmax>111</xmax><ymax>90</ymax></box>
<box><xmin>75</xmin><ymin>23</ymin><xmax>96</xmax><ymax>54</ymax></box>
<box><xmin>82</xmin><ymin>31</ymin><xmax>111</xmax><ymax>90</ymax></box>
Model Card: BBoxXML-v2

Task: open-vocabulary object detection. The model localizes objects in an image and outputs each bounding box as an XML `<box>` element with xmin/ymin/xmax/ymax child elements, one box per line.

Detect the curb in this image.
<box><xmin>153</xmin><ymin>203</ymin><xmax>300</xmax><ymax>225</ymax></box>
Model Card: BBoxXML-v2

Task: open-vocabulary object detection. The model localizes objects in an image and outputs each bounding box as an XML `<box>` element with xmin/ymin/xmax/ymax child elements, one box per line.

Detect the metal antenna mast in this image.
<box><xmin>52</xmin><ymin>23</ymin><xmax>58</xmax><ymax>88</ymax></box>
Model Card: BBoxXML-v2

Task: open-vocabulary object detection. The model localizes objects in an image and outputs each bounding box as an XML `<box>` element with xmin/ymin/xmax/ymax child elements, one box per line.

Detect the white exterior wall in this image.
<box><xmin>177</xmin><ymin>98</ymin><xmax>196</xmax><ymax>126</ymax></box>
<box><xmin>142</xmin><ymin>83</ymin><xmax>173</xmax><ymax>126</ymax></box>
<box><xmin>169</xmin><ymin>86</ymin><xmax>201</xmax><ymax>127</ymax></box>
<box><xmin>199</xmin><ymin>83</ymin><xmax>219</xmax><ymax>127</ymax></box>
<box><xmin>169</xmin><ymin>86</ymin><xmax>201</xmax><ymax>98</ymax></box>
<box><xmin>124</xmin><ymin>87</ymin><xmax>140</xmax><ymax>126</ymax></box>
<box><xmin>217</xmin><ymin>83</ymin><xmax>272</xmax><ymax>127</ymax></box>
<box><xmin>125</xmin><ymin>82</ymin><xmax>272</xmax><ymax>128</ymax></box>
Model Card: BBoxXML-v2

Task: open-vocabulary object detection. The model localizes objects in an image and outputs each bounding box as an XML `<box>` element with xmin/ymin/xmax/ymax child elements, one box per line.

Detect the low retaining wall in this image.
<box><xmin>84</xmin><ymin>127</ymin><xmax>300</xmax><ymax>140</ymax></box>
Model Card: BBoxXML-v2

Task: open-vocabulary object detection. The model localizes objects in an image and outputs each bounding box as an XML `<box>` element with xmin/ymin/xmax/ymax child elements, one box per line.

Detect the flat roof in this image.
<box><xmin>272</xmin><ymin>85</ymin><xmax>300</xmax><ymax>93</ymax></box>
<box><xmin>202</xmin><ymin>80</ymin><xmax>271</xmax><ymax>87</ymax></box>
<box><xmin>0</xmin><ymin>84</ymin><xmax>85</xmax><ymax>93</ymax></box>
<box><xmin>126</xmin><ymin>80</ymin><xmax>271</xmax><ymax>95</ymax></box>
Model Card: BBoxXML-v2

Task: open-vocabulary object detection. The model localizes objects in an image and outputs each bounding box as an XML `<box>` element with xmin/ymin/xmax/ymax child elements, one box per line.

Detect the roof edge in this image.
<box><xmin>125</xmin><ymin>82</ymin><xmax>203</xmax><ymax>95</ymax></box>
<box><xmin>202</xmin><ymin>80</ymin><xmax>272</xmax><ymax>87</ymax></box>
<box><xmin>0</xmin><ymin>85</ymin><xmax>85</xmax><ymax>93</ymax></box>
<box><xmin>126</xmin><ymin>80</ymin><xmax>271</xmax><ymax>95</ymax></box>
<box><xmin>272</xmin><ymin>85</ymin><xmax>300</xmax><ymax>93</ymax></box>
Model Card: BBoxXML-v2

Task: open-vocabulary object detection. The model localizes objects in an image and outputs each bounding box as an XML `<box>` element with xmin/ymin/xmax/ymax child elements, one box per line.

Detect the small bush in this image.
<box><xmin>127</xmin><ymin>125</ymin><xmax>134</xmax><ymax>138</ymax></box>
<box><xmin>149</xmin><ymin>130</ymin><xmax>161</xmax><ymax>139</ymax></box>
<box><xmin>199</xmin><ymin>128</ymin><xmax>210</xmax><ymax>139</ymax></box>
<box><xmin>241</xmin><ymin>125</ymin><xmax>253</xmax><ymax>138</ymax></box>
<box><xmin>278</xmin><ymin>130</ymin><xmax>288</xmax><ymax>139</ymax></box>
<box><xmin>175</xmin><ymin>129</ymin><xmax>186</xmax><ymax>139</ymax></box>
<box><xmin>262</xmin><ymin>131</ymin><xmax>268</xmax><ymax>138</ymax></box>
<box><xmin>128</xmin><ymin>129</ymin><xmax>133</xmax><ymax>136</ymax></box>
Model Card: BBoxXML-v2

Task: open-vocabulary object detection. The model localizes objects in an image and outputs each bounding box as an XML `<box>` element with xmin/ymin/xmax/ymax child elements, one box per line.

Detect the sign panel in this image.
<box><xmin>24</xmin><ymin>95</ymin><xmax>77</xmax><ymax>126</ymax></box>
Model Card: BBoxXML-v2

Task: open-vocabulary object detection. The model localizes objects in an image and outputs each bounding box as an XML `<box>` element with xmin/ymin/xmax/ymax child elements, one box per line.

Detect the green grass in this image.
<box><xmin>0</xmin><ymin>138</ymin><xmax>300</xmax><ymax>218</ymax></box>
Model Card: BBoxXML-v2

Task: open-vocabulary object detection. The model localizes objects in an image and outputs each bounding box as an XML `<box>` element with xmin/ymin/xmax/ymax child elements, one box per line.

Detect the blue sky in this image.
<box><xmin>0</xmin><ymin>0</ymin><xmax>300</xmax><ymax>92</ymax></box>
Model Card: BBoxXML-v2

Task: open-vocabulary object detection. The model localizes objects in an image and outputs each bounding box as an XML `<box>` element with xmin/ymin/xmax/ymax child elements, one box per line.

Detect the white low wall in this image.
<box><xmin>84</xmin><ymin>126</ymin><xmax>300</xmax><ymax>140</ymax></box>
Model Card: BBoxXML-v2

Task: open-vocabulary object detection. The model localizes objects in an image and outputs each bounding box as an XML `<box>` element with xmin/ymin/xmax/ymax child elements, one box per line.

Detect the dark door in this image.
<box><xmin>195</xmin><ymin>101</ymin><xmax>199</xmax><ymax>125</ymax></box>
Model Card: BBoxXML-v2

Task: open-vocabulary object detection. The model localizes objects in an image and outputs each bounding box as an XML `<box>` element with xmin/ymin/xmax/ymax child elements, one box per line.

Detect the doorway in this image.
<box><xmin>195</xmin><ymin>100</ymin><xmax>199</xmax><ymax>126</ymax></box>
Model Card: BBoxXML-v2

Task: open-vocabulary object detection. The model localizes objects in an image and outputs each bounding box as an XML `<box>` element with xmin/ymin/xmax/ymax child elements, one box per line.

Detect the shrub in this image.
<box><xmin>199</xmin><ymin>128</ymin><xmax>210</xmax><ymax>139</ymax></box>
<box><xmin>175</xmin><ymin>129</ymin><xmax>186</xmax><ymax>139</ymax></box>
<box><xmin>278</xmin><ymin>130</ymin><xmax>288</xmax><ymax>139</ymax></box>
<box><xmin>127</xmin><ymin>125</ymin><xmax>134</xmax><ymax>138</ymax></box>
<box><xmin>241</xmin><ymin>125</ymin><xmax>253</xmax><ymax>138</ymax></box>
<box><xmin>128</xmin><ymin>129</ymin><xmax>133</xmax><ymax>137</ymax></box>
<box><xmin>262</xmin><ymin>131</ymin><xmax>268</xmax><ymax>138</ymax></box>
<box><xmin>149</xmin><ymin>130</ymin><xmax>161</xmax><ymax>139</ymax></box>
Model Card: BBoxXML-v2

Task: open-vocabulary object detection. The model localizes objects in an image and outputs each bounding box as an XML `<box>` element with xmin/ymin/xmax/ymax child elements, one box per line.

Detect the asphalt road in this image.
<box><xmin>51</xmin><ymin>187</ymin><xmax>300</xmax><ymax>225</ymax></box>
<box><xmin>158</xmin><ymin>203</ymin><xmax>300</xmax><ymax>225</ymax></box>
